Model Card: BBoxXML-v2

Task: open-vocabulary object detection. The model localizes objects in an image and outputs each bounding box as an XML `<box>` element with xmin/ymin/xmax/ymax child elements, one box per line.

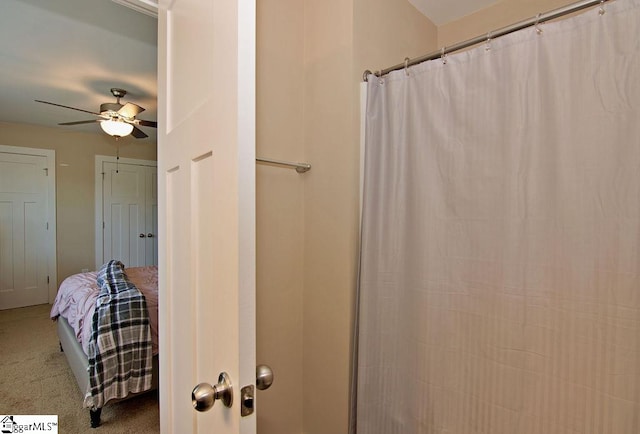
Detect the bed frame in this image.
<box><xmin>57</xmin><ymin>315</ymin><xmax>159</xmax><ymax>428</ymax></box>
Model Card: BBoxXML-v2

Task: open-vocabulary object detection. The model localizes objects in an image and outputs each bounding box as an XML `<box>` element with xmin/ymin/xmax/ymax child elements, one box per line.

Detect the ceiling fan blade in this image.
<box><xmin>131</xmin><ymin>125</ymin><xmax>148</xmax><ymax>139</ymax></box>
<box><xmin>58</xmin><ymin>120</ymin><xmax>100</xmax><ymax>126</ymax></box>
<box><xmin>35</xmin><ymin>100</ymin><xmax>101</xmax><ymax>116</ymax></box>
<box><xmin>118</xmin><ymin>102</ymin><xmax>145</xmax><ymax>118</ymax></box>
<box><xmin>136</xmin><ymin>119</ymin><xmax>157</xmax><ymax>128</ymax></box>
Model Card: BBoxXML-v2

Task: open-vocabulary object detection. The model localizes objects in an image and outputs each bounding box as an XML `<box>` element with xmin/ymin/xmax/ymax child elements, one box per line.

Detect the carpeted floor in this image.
<box><xmin>0</xmin><ymin>304</ymin><xmax>159</xmax><ymax>433</ymax></box>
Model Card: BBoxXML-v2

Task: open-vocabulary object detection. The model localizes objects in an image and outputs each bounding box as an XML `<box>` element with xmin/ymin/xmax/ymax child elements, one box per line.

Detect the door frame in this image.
<box><xmin>0</xmin><ymin>144</ymin><xmax>57</xmax><ymax>303</ymax></box>
<box><xmin>94</xmin><ymin>155</ymin><xmax>158</xmax><ymax>269</ymax></box>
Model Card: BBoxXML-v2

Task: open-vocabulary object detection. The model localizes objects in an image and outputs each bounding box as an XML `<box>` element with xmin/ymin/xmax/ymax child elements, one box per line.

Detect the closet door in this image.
<box><xmin>101</xmin><ymin>161</ymin><xmax>159</xmax><ymax>268</ymax></box>
<box><xmin>145</xmin><ymin>166</ymin><xmax>158</xmax><ymax>266</ymax></box>
<box><xmin>0</xmin><ymin>152</ymin><xmax>49</xmax><ymax>310</ymax></box>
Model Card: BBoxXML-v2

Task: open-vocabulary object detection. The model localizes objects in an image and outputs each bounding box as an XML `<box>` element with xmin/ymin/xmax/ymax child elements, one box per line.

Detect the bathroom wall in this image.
<box><xmin>255</xmin><ymin>0</ymin><xmax>305</xmax><ymax>431</ymax></box>
<box><xmin>0</xmin><ymin>121</ymin><xmax>156</xmax><ymax>286</ymax></box>
<box><xmin>301</xmin><ymin>0</ymin><xmax>356</xmax><ymax>432</ymax></box>
<box><xmin>354</xmin><ymin>0</ymin><xmax>439</xmax><ymax>77</ymax></box>
<box><xmin>438</xmin><ymin>0</ymin><xmax>579</xmax><ymax>47</ymax></box>
<box><xmin>302</xmin><ymin>0</ymin><xmax>436</xmax><ymax>432</ymax></box>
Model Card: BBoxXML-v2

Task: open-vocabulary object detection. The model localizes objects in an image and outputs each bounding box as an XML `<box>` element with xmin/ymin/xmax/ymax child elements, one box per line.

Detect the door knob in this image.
<box><xmin>147</xmin><ymin>233</ymin><xmax>154</xmax><ymax>238</ymax></box>
<box><xmin>240</xmin><ymin>365</ymin><xmax>274</xmax><ymax>417</ymax></box>
<box><xmin>139</xmin><ymin>233</ymin><xmax>146</xmax><ymax>238</ymax></box>
<box><xmin>192</xmin><ymin>372</ymin><xmax>233</xmax><ymax>412</ymax></box>
<box><xmin>256</xmin><ymin>364</ymin><xmax>273</xmax><ymax>390</ymax></box>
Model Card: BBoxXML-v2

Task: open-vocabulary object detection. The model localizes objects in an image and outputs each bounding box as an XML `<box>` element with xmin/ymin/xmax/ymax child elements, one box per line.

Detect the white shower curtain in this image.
<box><xmin>356</xmin><ymin>1</ymin><xmax>640</xmax><ymax>433</ymax></box>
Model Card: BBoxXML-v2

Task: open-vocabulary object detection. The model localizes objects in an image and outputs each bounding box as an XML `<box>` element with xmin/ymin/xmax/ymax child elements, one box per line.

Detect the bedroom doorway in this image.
<box><xmin>0</xmin><ymin>145</ymin><xmax>57</xmax><ymax>310</ymax></box>
<box><xmin>95</xmin><ymin>156</ymin><xmax>158</xmax><ymax>269</ymax></box>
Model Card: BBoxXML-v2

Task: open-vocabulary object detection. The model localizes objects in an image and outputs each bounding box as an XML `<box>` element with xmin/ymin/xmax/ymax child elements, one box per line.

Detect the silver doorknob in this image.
<box><xmin>256</xmin><ymin>365</ymin><xmax>273</xmax><ymax>390</ymax></box>
<box><xmin>192</xmin><ymin>372</ymin><xmax>233</xmax><ymax>412</ymax></box>
<box><xmin>147</xmin><ymin>233</ymin><xmax>154</xmax><ymax>238</ymax></box>
<box><xmin>139</xmin><ymin>233</ymin><xmax>145</xmax><ymax>238</ymax></box>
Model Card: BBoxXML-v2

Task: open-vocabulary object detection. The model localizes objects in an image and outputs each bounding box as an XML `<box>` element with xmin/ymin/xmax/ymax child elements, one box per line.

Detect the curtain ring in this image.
<box><xmin>485</xmin><ymin>31</ymin><xmax>492</xmax><ymax>51</ymax></box>
<box><xmin>441</xmin><ymin>47</ymin><xmax>447</xmax><ymax>65</ymax></box>
<box><xmin>404</xmin><ymin>57</ymin><xmax>410</xmax><ymax>76</ymax></box>
<box><xmin>377</xmin><ymin>71</ymin><xmax>384</xmax><ymax>85</ymax></box>
<box><xmin>599</xmin><ymin>0</ymin><xmax>606</xmax><ymax>15</ymax></box>
<box><xmin>535</xmin><ymin>13</ymin><xmax>543</xmax><ymax>34</ymax></box>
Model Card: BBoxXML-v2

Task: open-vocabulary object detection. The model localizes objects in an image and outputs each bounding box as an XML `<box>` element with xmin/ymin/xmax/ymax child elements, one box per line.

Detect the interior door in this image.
<box><xmin>101</xmin><ymin>160</ymin><xmax>158</xmax><ymax>268</ymax></box>
<box><xmin>145</xmin><ymin>167</ymin><xmax>158</xmax><ymax>266</ymax></box>
<box><xmin>103</xmin><ymin>161</ymin><xmax>147</xmax><ymax>267</ymax></box>
<box><xmin>157</xmin><ymin>0</ymin><xmax>256</xmax><ymax>433</ymax></box>
<box><xmin>0</xmin><ymin>152</ymin><xmax>49</xmax><ymax>310</ymax></box>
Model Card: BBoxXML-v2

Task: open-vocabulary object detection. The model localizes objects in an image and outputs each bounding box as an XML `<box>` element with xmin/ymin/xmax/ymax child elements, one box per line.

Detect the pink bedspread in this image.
<box><xmin>50</xmin><ymin>266</ymin><xmax>159</xmax><ymax>356</ymax></box>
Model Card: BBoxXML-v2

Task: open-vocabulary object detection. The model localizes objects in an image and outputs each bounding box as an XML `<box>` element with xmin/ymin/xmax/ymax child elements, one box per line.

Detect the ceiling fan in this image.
<box><xmin>35</xmin><ymin>88</ymin><xmax>157</xmax><ymax>139</ymax></box>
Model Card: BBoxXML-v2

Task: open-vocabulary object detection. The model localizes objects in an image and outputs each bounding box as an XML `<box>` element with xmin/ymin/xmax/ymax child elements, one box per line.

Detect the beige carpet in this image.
<box><xmin>0</xmin><ymin>304</ymin><xmax>159</xmax><ymax>433</ymax></box>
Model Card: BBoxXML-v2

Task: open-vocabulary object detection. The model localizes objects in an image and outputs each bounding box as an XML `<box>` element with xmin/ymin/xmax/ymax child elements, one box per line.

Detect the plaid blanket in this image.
<box><xmin>84</xmin><ymin>260</ymin><xmax>153</xmax><ymax>409</ymax></box>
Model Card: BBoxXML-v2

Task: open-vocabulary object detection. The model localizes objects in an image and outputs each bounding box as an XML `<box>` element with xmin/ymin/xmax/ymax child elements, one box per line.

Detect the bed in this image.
<box><xmin>50</xmin><ymin>264</ymin><xmax>159</xmax><ymax>428</ymax></box>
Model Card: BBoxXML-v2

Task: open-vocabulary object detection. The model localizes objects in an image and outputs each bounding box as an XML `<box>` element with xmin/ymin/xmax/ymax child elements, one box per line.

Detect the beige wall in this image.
<box><xmin>355</xmin><ymin>0</ymin><xmax>438</xmax><ymax>76</ymax></box>
<box><xmin>254</xmin><ymin>0</ymin><xmax>436</xmax><ymax>431</ymax></box>
<box><xmin>255</xmin><ymin>0</ymin><xmax>435</xmax><ymax>432</ymax></box>
<box><xmin>255</xmin><ymin>0</ymin><xmax>305</xmax><ymax>431</ymax></box>
<box><xmin>0</xmin><ymin>121</ymin><xmax>156</xmax><ymax>286</ymax></box>
<box><xmin>438</xmin><ymin>0</ymin><xmax>577</xmax><ymax>47</ymax></box>
<box><xmin>302</xmin><ymin>1</ymin><xmax>436</xmax><ymax>433</ymax></box>
<box><xmin>302</xmin><ymin>0</ymin><xmax>356</xmax><ymax>432</ymax></box>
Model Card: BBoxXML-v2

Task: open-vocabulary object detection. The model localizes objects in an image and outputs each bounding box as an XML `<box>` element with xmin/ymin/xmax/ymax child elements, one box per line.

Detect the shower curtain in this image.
<box><xmin>356</xmin><ymin>1</ymin><xmax>640</xmax><ymax>433</ymax></box>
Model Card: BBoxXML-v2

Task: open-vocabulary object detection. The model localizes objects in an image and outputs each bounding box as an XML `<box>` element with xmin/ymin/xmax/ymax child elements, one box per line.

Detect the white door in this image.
<box><xmin>157</xmin><ymin>0</ymin><xmax>256</xmax><ymax>433</ymax></box>
<box><xmin>0</xmin><ymin>152</ymin><xmax>49</xmax><ymax>310</ymax></box>
<box><xmin>145</xmin><ymin>167</ymin><xmax>158</xmax><ymax>267</ymax></box>
<box><xmin>101</xmin><ymin>160</ymin><xmax>158</xmax><ymax>268</ymax></box>
<box><xmin>103</xmin><ymin>161</ymin><xmax>147</xmax><ymax>267</ymax></box>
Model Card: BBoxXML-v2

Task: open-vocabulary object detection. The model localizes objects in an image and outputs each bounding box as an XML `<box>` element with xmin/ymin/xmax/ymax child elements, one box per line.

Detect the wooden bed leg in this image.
<box><xmin>90</xmin><ymin>408</ymin><xmax>102</xmax><ymax>428</ymax></box>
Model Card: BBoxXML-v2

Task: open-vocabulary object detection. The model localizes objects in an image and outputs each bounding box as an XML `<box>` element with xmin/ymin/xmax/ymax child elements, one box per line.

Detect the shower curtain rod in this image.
<box><xmin>256</xmin><ymin>157</ymin><xmax>312</xmax><ymax>173</ymax></box>
<box><xmin>364</xmin><ymin>0</ymin><xmax>610</xmax><ymax>81</ymax></box>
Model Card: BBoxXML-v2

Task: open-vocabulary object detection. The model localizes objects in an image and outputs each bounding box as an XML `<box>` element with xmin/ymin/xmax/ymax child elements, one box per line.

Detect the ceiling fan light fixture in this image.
<box><xmin>35</xmin><ymin>88</ymin><xmax>155</xmax><ymax>139</ymax></box>
<box><xmin>100</xmin><ymin>119</ymin><xmax>134</xmax><ymax>137</ymax></box>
